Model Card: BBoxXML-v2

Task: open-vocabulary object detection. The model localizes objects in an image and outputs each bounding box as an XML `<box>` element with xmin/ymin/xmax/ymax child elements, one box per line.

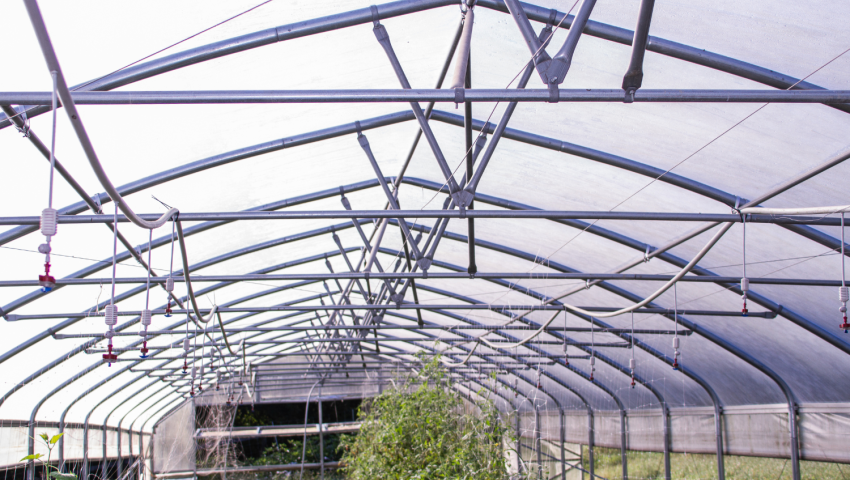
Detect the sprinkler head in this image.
<box><xmin>102</xmin><ymin>344</ymin><xmax>118</xmax><ymax>365</ymax></box>
<box><xmin>164</xmin><ymin>305</ymin><xmax>173</xmax><ymax>318</ymax></box>
<box><xmin>630</xmin><ymin>377</ymin><xmax>635</xmax><ymax>389</ymax></box>
<box><xmin>38</xmin><ymin>274</ymin><xmax>56</xmax><ymax>292</ymax></box>
<box><xmin>139</xmin><ymin>343</ymin><xmax>149</xmax><ymax>358</ymax></box>
<box><xmin>672</xmin><ymin>358</ymin><xmax>679</xmax><ymax>371</ymax></box>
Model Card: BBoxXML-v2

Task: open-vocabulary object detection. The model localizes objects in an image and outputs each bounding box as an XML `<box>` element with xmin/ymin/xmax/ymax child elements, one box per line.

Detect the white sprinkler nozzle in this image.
<box><xmin>740</xmin><ymin>277</ymin><xmax>750</xmax><ymax>295</ymax></box>
<box><xmin>104</xmin><ymin>304</ymin><xmax>118</xmax><ymax>326</ymax></box>
<box><xmin>840</xmin><ymin>286</ymin><xmax>849</xmax><ymax>303</ymax></box>
<box><xmin>183</xmin><ymin>338</ymin><xmax>190</xmax><ymax>351</ymax></box>
<box><xmin>40</xmin><ymin>208</ymin><xmax>58</xmax><ymax>237</ymax></box>
<box><xmin>165</xmin><ymin>277</ymin><xmax>174</xmax><ymax>292</ymax></box>
<box><xmin>629</xmin><ymin>358</ymin><xmax>635</xmax><ymax>370</ymax></box>
<box><xmin>192</xmin><ymin>367</ymin><xmax>198</xmax><ymax>379</ymax></box>
<box><xmin>672</xmin><ymin>337</ymin><xmax>680</xmax><ymax>349</ymax></box>
<box><xmin>589</xmin><ymin>356</ymin><xmax>595</xmax><ymax>366</ymax></box>
<box><xmin>141</xmin><ymin>309</ymin><xmax>152</xmax><ymax>326</ymax></box>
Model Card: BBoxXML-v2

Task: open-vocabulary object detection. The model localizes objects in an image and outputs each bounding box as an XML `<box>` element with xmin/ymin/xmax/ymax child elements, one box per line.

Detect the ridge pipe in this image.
<box><xmin>5</xmin><ymin>0</ymin><xmax>849</xmax><ymax>133</ymax></box>
<box><xmin>0</xmin><ymin>272</ymin><xmax>841</xmax><ymax>288</ymax></box>
<box><xmin>5</xmin><ymin>89</ymin><xmax>850</xmax><ymax>105</ymax></box>
<box><xmin>1</xmin><ymin>210</ymin><xmax>844</xmax><ymax>225</ymax></box>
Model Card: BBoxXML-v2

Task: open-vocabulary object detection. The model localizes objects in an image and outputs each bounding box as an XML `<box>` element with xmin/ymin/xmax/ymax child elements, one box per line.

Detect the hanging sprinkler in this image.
<box><xmin>191</xmin><ymin>366</ymin><xmax>197</xmax><ymax>396</ymax></box>
<box><xmin>139</xmin><ymin>309</ymin><xmax>151</xmax><ymax>358</ymax></box>
<box><xmin>672</xmin><ymin>284</ymin><xmax>680</xmax><ymax>371</ymax></box>
<box><xmin>514</xmin><ymin>378</ymin><xmax>518</xmax><ymax>398</ymax></box>
<box><xmin>183</xmin><ymin>337</ymin><xmax>190</xmax><ymax>373</ymax></box>
<box><xmin>840</xmin><ymin>213</ymin><xmax>849</xmax><ymax>333</ymax></box>
<box><xmin>629</xmin><ymin>358</ymin><xmax>636</xmax><ymax>388</ymax></box>
<box><xmin>589</xmin><ymin>356</ymin><xmax>595</xmax><ymax>381</ymax></box>
<box><xmin>164</xmin><ymin>278</ymin><xmax>174</xmax><ymax>317</ymax></box>
<box><xmin>37</xmin><ymin>72</ymin><xmax>59</xmax><ymax>293</ymax></box>
<box><xmin>102</xmin><ymin>304</ymin><xmax>118</xmax><ymax>365</ymax></box>
<box><xmin>139</xmin><ymin>230</ymin><xmax>153</xmax><ymax>358</ymax></box>
<box><xmin>103</xmin><ymin>203</ymin><xmax>120</xmax><ymax>366</ymax></box>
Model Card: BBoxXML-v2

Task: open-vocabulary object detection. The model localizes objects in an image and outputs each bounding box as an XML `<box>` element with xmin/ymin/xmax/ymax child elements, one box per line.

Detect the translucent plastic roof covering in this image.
<box><xmin>2</xmin><ymin>0</ymin><xmax>850</xmax><ymax>437</ymax></box>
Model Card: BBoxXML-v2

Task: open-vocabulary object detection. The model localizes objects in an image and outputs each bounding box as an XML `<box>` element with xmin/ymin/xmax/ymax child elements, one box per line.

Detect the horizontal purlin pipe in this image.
<box><xmin>4</xmin><ymin>302</ymin><xmax>778</xmax><ymax>319</ymax></box>
<box><xmin>0</xmin><ymin>272</ymin><xmax>837</xmax><ymax>288</ymax></box>
<box><xmin>0</xmin><ymin>210</ymin><xmax>842</xmax><ymax>225</ymax></box>
<box><xmin>2</xmin><ymin>89</ymin><xmax>850</xmax><ymax>104</ymax></box>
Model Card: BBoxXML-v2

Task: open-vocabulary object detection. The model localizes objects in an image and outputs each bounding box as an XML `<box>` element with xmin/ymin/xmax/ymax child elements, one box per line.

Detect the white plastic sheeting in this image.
<box><xmin>1</xmin><ymin>0</ymin><xmax>850</xmax><ymax>474</ymax></box>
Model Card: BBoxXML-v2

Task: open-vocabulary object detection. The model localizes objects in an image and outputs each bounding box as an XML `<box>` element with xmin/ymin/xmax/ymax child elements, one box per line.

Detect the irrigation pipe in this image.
<box><xmin>441</xmin><ymin>222</ymin><xmax>733</xmax><ymax>361</ymax></box>
<box><xmin>739</xmin><ymin>205</ymin><xmax>850</xmax><ymax>215</ymax></box>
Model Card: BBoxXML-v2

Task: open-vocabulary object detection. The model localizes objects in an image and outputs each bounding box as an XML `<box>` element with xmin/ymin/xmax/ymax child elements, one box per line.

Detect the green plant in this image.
<box><xmin>21</xmin><ymin>432</ymin><xmax>77</xmax><ymax>480</ymax></box>
<box><xmin>338</xmin><ymin>356</ymin><xmax>521</xmax><ymax>480</ymax></box>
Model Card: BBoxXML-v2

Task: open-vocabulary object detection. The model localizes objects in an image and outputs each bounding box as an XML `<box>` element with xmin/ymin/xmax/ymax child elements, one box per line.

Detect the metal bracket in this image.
<box><xmin>644</xmin><ymin>244</ymin><xmax>652</xmax><ymax>263</ymax></box>
<box><xmin>454</xmin><ymin>87</ymin><xmax>465</xmax><ymax>106</ymax></box>
<box><xmin>624</xmin><ymin>87</ymin><xmax>636</xmax><ymax>104</ymax></box>
<box><xmin>547</xmin><ymin>82</ymin><xmax>559</xmax><ymax>103</ymax></box>
<box><xmin>14</xmin><ymin>108</ymin><xmax>31</xmax><ymax>138</ymax></box>
<box><xmin>92</xmin><ymin>193</ymin><xmax>103</xmax><ymax>214</ymax></box>
<box><xmin>370</xmin><ymin>5</ymin><xmax>381</xmax><ymax>26</ymax></box>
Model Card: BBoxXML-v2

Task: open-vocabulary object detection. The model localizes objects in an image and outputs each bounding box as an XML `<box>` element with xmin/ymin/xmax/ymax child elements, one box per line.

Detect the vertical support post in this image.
<box><xmin>464</xmin><ymin>48</ymin><xmax>477</xmax><ymax>275</ymax></box>
<box><xmin>663</xmin><ymin>404</ymin><xmax>671</xmax><ymax>480</ymax></box>
<box><xmin>559</xmin><ymin>407</ymin><xmax>566</xmax><ymax>480</ymax></box>
<box><xmin>790</xmin><ymin>403</ymin><xmax>801</xmax><ymax>480</ymax></box>
<box><xmin>535</xmin><ymin>406</ymin><xmax>542</xmax><ymax>479</ymax></box>
<box><xmin>587</xmin><ymin>408</ymin><xmax>594</xmax><ymax>480</ymax></box>
<box><xmin>102</xmin><ymin>426</ymin><xmax>108</xmax><ymax>480</ymax></box>
<box><xmin>620</xmin><ymin>409</ymin><xmax>628</xmax><ymax>480</ymax></box>
<box><xmin>117</xmin><ymin>423</ymin><xmax>123</xmax><ymax>480</ymax></box>
<box><xmin>714</xmin><ymin>403</ymin><xmax>725</xmax><ymax>480</ymax></box>
<box><xmin>83</xmin><ymin>423</ymin><xmax>89</xmax><ymax>480</ymax></box>
<box><xmin>318</xmin><ymin>395</ymin><xmax>325</xmax><ymax>480</ymax></box>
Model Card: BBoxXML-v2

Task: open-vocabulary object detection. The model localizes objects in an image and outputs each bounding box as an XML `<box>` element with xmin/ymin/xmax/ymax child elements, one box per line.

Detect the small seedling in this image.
<box><xmin>21</xmin><ymin>432</ymin><xmax>77</xmax><ymax>480</ymax></box>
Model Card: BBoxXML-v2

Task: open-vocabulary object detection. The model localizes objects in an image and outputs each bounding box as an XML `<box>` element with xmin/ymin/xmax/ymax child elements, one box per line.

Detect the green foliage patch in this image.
<box><xmin>339</xmin><ymin>357</ymin><xmax>516</xmax><ymax>480</ymax></box>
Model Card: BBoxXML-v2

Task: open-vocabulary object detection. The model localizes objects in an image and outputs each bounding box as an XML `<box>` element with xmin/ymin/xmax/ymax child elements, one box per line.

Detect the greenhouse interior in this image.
<box><xmin>1</xmin><ymin>0</ymin><xmax>850</xmax><ymax>479</ymax></box>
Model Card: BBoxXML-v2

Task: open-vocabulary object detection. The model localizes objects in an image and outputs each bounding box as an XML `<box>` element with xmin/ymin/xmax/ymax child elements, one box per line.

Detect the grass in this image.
<box><xmin>582</xmin><ymin>446</ymin><xmax>850</xmax><ymax>479</ymax></box>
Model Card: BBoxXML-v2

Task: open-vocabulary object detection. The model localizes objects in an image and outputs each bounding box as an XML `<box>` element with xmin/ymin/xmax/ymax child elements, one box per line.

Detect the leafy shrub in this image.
<box><xmin>339</xmin><ymin>356</ymin><xmax>516</xmax><ymax>480</ymax></box>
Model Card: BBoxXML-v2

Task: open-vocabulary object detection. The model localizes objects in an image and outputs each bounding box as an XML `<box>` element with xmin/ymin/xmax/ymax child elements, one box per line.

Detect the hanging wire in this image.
<box><xmin>741</xmin><ymin>215</ymin><xmax>749</xmax><ymax>316</ymax></box>
<box><xmin>111</xmin><ymin>203</ymin><xmax>118</xmax><ymax>304</ymax></box>
<box><xmin>590</xmin><ymin>317</ymin><xmax>595</xmax><ymax>381</ymax></box>
<box><xmin>562</xmin><ymin>309</ymin><xmax>568</xmax><ymax>366</ymax></box>
<box><xmin>47</xmin><ymin>71</ymin><xmax>57</xmax><ymax>210</ymax></box>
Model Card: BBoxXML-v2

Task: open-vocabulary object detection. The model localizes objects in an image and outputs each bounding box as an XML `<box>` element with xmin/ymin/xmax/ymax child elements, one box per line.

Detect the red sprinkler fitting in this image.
<box><xmin>198</xmin><ymin>384</ymin><xmax>203</xmax><ymax>392</ymax></box>
<box><xmin>630</xmin><ymin>377</ymin><xmax>636</xmax><ymax>389</ymax></box>
<box><xmin>102</xmin><ymin>344</ymin><xmax>118</xmax><ymax>365</ymax></box>
<box><xmin>164</xmin><ymin>303</ymin><xmax>173</xmax><ymax>318</ymax></box>
<box><xmin>38</xmin><ymin>262</ymin><xmax>56</xmax><ymax>292</ymax></box>
<box><xmin>182</xmin><ymin>360</ymin><xmax>188</xmax><ymax>374</ymax></box>
<box><xmin>672</xmin><ymin>358</ymin><xmax>679</xmax><ymax>371</ymax></box>
<box><xmin>742</xmin><ymin>299</ymin><xmax>748</xmax><ymax>316</ymax></box>
<box><xmin>840</xmin><ymin>316</ymin><xmax>850</xmax><ymax>333</ymax></box>
<box><xmin>139</xmin><ymin>341</ymin><xmax>149</xmax><ymax>358</ymax></box>
<box><xmin>190</xmin><ymin>388</ymin><xmax>195</xmax><ymax>397</ymax></box>
<box><xmin>590</xmin><ymin>372</ymin><xmax>594</xmax><ymax>381</ymax></box>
